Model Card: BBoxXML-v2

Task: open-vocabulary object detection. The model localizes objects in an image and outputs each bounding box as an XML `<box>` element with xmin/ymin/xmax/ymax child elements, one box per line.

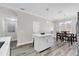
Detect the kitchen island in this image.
<box><xmin>33</xmin><ymin>34</ymin><xmax>55</xmax><ymax>52</ymax></box>
<box><xmin>0</xmin><ymin>37</ymin><xmax>11</xmax><ymax>56</ymax></box>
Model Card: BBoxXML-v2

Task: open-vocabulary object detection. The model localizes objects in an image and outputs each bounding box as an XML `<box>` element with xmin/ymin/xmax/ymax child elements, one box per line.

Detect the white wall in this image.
<box><xmin>39</xmin><ymin>21</ymin><xmax>54</xmax><ymax>34</ymax></box>
<box><xmin>16</xmin><ymin>11</ymin><xmax>33</xmax><ymax>46</ymax></box>
<box><xmin>33</xmin><ymin>18</ymin><xmax>54</xmax><ymax>34</ymax></box>
<box><xmin>33</xmin><ymin>21</ymin><xmax>40</xmax><ymax>34</ymax></box>
<box><xmin>72</xmin><ymin>17</ymin><xmax>77</xmax><ymax>34</ymax></box>
<box><xmin>33</xmin><ymin>20</ymin><xmax>54</xmax><ymax>34</ymax></box>
<box><xmin>0</xmin><ymin>17</ymin><xmax>3</xmax><ymax>34</ymax></box>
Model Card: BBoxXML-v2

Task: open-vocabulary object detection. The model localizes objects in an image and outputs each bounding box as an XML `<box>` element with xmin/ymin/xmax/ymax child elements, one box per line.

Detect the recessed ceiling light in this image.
<box><xmin>46</xmin><ymin>21</ymin><xmax>49</xmax><ymax>23</ymax></box>
<box><xmin>20</xmin><ymin>8</ymin><xmax>25</xmax><ymax>11</ymax></box>
<box><xmin>11</xmin><ymin>19</ymin><xmax>16</xmax><ymax>21</ymax></box>
<box><xmin>51</xmin><ymin>28</ymin><xmax>53</xmax><ymax>31</ymax></box>
<box><xmin>58</xmin><ymin>10</ymin><xmax>62</xmax><ymax>14</ymax></box>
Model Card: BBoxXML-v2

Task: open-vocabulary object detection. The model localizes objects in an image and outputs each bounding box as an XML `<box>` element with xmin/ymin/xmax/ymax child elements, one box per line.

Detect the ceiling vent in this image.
<box><xmin>20</xmin><ymin>8</ymin><xmax>25</xmax><ymax>11</ymax></box>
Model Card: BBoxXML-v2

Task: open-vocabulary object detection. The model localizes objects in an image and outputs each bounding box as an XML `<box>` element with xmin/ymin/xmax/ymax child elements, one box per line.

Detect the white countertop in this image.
<box><xmin>0</xmin><ymin>37</ymin><xmax>11</xmax><ymax>56</ymax></box>
<box><xmin>33</xmin><ymin>34</ymin><xmax>53</xmax><ymax>37</ymax></box>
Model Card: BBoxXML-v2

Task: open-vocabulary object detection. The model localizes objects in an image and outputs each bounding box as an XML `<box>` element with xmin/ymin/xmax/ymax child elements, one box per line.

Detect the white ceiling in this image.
<box><xmin>0</xmin><ymin>3</ymin><xmax>79</xmax><ymax>21</ymax></box>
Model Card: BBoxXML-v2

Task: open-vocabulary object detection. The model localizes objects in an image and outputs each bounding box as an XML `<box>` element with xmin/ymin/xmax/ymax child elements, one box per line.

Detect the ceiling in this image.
<box><xmin>0</xmin><ymin>3</ymin><xmax>79</xmax><ymax>21</ymax></box>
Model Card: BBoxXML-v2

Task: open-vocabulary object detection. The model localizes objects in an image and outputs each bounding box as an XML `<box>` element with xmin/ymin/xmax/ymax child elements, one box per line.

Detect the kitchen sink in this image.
<box><xmin>0</xmin><ymin>42</ymin><xmax>4</xmax><ymax>48</ymax></box>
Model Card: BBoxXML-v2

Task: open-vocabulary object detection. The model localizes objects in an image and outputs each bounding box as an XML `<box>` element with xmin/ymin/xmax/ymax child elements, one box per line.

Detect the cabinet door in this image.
<box><xmin>38</xmin><ymin>36</ymin><xmax>48</xmax><ymax>51</ymax></box>
<box><xmin>47</xmin><ymin>36</ymin><xmax>55</xmax><ymax>47</ymax></box>
<box><xmin>34</xmin><ymin>36</ymin><xmax>49</xmax><ymax>52</ymax></box>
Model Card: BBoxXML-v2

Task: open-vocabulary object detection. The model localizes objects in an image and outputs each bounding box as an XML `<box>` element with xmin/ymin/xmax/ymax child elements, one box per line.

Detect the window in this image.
<box><xmin>4</xmin><ymin>18</ymin><xmax>16</xmax><ymax>33</ymax></box>
<box><xmin>59</xmin><ymin>20</ymin><xmax>72</xmax><ymax>32</ymax></box>
<box><xmin>7</xmin><ymin>21</ymin><xmax>16</xmax><ymax>32</ymax></box>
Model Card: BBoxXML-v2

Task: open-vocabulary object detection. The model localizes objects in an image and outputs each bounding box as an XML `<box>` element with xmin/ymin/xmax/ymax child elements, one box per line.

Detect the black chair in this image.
<box><xmin>56</xmin><ymin>33</ymin><xmax>61</xmax><ymax>41</ymax></box>
<box><xmin>68</xmin><ymin>34</ymin><xmax>77</xmax><ymax>45</ymax></box>
<box><xmin>73</xmin><ymin>34</ymin><xmax>77</xmax><ymax>42</ymax></box>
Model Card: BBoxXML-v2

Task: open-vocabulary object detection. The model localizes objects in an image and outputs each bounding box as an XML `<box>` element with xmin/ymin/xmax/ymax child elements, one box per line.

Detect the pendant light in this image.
<box><xmin>46</xmin><ymin>8</ymin><xmax>49</xmax><ymax>23</ymax></box>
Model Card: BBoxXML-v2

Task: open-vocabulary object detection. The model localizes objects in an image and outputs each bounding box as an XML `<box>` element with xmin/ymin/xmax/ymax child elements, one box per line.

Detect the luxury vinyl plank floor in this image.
<box><xmin>10</xmin><ymin>41</ymin><xmax>77</xmax><ymax>56</ymax></box>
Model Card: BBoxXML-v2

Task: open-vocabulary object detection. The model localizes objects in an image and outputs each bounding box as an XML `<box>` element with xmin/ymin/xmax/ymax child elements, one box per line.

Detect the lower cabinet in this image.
<box><xmin>34</xmin><ymin>35</ymin><xmax>54</xmax><ymax>52</ymax></box>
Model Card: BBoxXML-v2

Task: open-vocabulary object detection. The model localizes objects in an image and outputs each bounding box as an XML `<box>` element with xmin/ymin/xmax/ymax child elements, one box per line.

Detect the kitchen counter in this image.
<box><xmin>33</xmin><ymin>34</ymin><xmax>55</xmax><ymax>52</ymax></box>
<box><xmin>0</xmin><ymin>37</ymin><xmax>11</xmax><ymax>56</ymax></box>
<box><xmin>33</xmin><ymin>34</ymin><xmax>53</xmax><ymax>37</ymax></box>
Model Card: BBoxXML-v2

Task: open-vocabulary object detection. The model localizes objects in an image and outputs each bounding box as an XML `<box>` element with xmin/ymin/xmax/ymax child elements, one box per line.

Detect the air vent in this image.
<box><xmin>20</xmin><ymin>8</ymin><xmax>25</xmax><ymax>11</ymax></box>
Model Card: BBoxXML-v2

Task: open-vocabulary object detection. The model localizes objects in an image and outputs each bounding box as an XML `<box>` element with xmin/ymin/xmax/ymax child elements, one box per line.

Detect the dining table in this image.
<box><xmin>56</xmin><ymin>31</ymin><xmax>77</xmax><ymax>45</ymax></box>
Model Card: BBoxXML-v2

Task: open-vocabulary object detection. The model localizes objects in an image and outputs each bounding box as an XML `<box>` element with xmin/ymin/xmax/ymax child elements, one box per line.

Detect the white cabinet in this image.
<box><xmin>33</xmin><ymin>34</ymin><xmax>54</xmax><ymax>52</ymax></box>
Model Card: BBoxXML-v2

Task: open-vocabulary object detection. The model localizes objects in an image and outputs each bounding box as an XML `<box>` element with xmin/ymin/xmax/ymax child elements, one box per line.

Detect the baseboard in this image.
<box><xmin>11</xmin><ymin>40</ymin><xmax>17</xmax><ymax>42</ymax></box>
<box><xmin>17</xmin><ymin>41</ymin><xmax>33</xmax><ymax>47</ymax></box>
